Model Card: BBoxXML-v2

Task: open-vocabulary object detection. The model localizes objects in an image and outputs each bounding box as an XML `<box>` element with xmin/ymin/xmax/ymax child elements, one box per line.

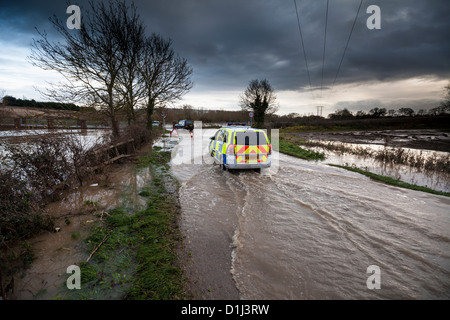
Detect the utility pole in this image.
<box><xmin>316</xmin><ymin>106</ymin><xmax>323</xmax><ymax>117</ymax></box>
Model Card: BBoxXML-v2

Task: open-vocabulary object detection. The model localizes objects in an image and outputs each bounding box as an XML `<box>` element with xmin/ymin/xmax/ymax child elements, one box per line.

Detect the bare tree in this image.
<box><xmin>369</xmin><ymin>107</ymin><xmax>387</xmax><ymax>117</ymax></box>
<box><xmin>29</xmin><ymin>0</ymin><xmax>145</xmax><ymax>137</ymax></box>
<box><xmin>329</xmin><ymin>108</ymin><xmax>353</xmax><ymax>120</ymax></box>
<box><xmin>438</xmin><ymin>80</ymin><xmax>450</xmax><ymax>113</ymax></box>
<box><xmin>444</xmin><ymin>81</ymin><xmax>450</xmax><ymax>101</ymax></box>
<box><xmin>417</xmin><ymin>109</ymin><xmax>426</xmax><ymax>116</ymax></box>
<box><xmin>240</xmin><ymin>79</ymin><xmax>278</xmax><ymax>127</ymax></box>
<box><xmin>139</xmin><ymin>34</ymin><xmax>193</xmax><ymax>129</ymax></box>
<box><xmin>387</xmin><ymin>109</ymin><xmax>396</xmax><ymax>117</ymax></box>
<box><xmin>398</xmin><ymin>107</ymin><xmax>415</xmax><ymax>117</ymax></box>
<box><xmin>182</xmin><ymin>104</ymin><xmax>194</xmax><ymax>120</ymax></box>
<box><xmin>115</xmin><ymin>12</ymin><xmax>146</xmax><ymax>126</ymax></box>
<box><xmin>0</xmin><ymin>89</ymin><xmax>6</xmax><ymax>104</ymax></box>
<box><xmin>355</xmin><ymin>110</ymin><xmax>367</xmax><ymax>117</ymax></box>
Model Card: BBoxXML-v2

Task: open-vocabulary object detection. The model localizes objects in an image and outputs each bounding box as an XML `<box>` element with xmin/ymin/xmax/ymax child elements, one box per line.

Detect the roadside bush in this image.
<box><xmin>3</xmin><ymin>134</ymin><xmax>72</xmax><ymax>202</ymax></box>
<box><xmin>1</xmin><ymin>132</ymin><xmax>109</xmax><ymax>201</ymax></box>
<box><xmin>0</xmin><ymin>170</ymin><xmax>54</xmax><ymax>243</ymax></box>
<box><xmin>64</xmin><ymin>133</ymin><xmax>108</xmax><ymax>186</ymax></box>
<box><xmin>121</xmin><ymin>125</ymin><xmax>151</xmax><ymax>150</ymax></box>
<box><xmin>0</xmin><ymin>169</ymin><xmax>54</xmax><ymax>299</ymax></box>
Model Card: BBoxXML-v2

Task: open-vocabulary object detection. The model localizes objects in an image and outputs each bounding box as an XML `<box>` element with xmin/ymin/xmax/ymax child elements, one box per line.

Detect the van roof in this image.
<box><xmin>225</xmin><ymin>122</ymin><xmax>248</xmax><ymax>126</ymax></box>
<box><xmin>222</xmin><ymin>125</ymin><xmax>261</xmax><ymax>129</ymax></box>
<box><xmin>222</xmin><ymin>123</ymin><xmax>251</xmax><ymax>129</ymax></box>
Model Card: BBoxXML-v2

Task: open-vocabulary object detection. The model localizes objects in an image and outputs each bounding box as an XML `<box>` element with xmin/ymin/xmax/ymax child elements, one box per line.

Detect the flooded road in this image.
<box><xmin>171</xmin><ymin>129</ymin><xmax>450</xmax><ymax>299</ymax></box>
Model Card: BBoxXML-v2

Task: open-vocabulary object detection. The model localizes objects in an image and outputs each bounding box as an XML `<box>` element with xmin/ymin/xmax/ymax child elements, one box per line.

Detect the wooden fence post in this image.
<box><xmin>47</xmin><ymin>119</ymin><xmax>55</xmax><ymax>129</ymax></box>
<box><xmin>14</xmin><ymin>118</ymin><xmax>20</xmax><ymax>129</ymax></box>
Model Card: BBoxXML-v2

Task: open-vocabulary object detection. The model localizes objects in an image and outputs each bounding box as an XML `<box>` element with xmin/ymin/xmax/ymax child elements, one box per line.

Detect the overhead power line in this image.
<box><xmin>293</xmin><ymin>0</ymin><xmax>312</xmax><ymax>95</ymax></box>
<box><xmin>293</xmin><ymin>0</ymin><xmax>364</xmax><ymax>104</ymax></box>
<box><xmin>331</xmin><ymin>0</ymin><xmax>364</xmax><ymax>90</ymax></box>
<box><xmin>320</xmin><ymin>0</ymin><xmax>329</xmax><ymax>99</ymax></box>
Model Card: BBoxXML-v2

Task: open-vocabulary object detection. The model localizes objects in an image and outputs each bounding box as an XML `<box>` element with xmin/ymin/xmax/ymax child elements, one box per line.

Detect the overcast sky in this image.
<box><xmin>0</xmin><ymin>0</ymin><xmax>449</xmax><ymax>116</ymax></box>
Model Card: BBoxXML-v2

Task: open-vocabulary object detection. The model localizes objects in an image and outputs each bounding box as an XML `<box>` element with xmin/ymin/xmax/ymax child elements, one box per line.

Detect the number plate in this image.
<box><xmin>245</xmin><ymin>155</ymin><xmax>258</xmax><ymax>161</ymax></box>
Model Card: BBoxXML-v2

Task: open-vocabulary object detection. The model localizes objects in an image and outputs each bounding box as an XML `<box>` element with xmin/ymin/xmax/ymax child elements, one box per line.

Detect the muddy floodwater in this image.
<box><xmin>306</xmin><ymin>142</ymin><xmax>449</xmax><ymax>193</ymax></box>
<box><xmin>170</xmin><ymin>129</ymin><xmax>450</xmax><ymax>299</ymax></box>
<box><xmin>12</xmin><ymin>157</ymin><xmax>152</xmax><ymax>299</ymax></box>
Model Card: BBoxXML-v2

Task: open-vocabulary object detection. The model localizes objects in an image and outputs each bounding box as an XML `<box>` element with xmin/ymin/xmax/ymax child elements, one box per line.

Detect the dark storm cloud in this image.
<box><xmin>0</xmin><ymin>0</ymin><xmax>70</xmax><ymax>41</ymax></box>
<box><xmin>133</xmin><ymin>0</ymin><xmax>450</xmax><ymax>92</ymax></box>
<box><xmin>335</xmin><ymin>0</ymin><xmax>450</xmax><ymax>84</ymax></box>
<box><xmin>1</xmin><ymin>0</ymin><xmax>449</xmax><ymax>94</ymax></box>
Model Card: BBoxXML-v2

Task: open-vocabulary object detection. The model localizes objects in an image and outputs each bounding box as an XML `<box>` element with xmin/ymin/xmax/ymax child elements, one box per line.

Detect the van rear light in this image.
<box><xmin>268</xmin><ymin>144</ymin><xmax>272</xmax><ymax>155</ymax></box>
<box><xmin>226</xmin><ymin>144</ymin><xmax>236</xmax><ymax>155</ymax></box>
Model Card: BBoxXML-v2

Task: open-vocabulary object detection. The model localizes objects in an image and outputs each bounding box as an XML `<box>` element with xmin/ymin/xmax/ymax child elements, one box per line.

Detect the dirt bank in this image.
<box><xmin>288</xmin><ymin>129</ymin><xmax>450</xmax><ymax>153</ymax></box>
<box><xmin>0</xmin><ymin>106</ymin><xmax>76</xmax><ymax>119</ymax></box>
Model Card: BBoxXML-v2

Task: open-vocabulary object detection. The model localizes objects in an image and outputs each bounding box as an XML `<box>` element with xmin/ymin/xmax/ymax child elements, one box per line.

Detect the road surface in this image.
<box><xmin>170</xmin><ymin>129</ymin><xmax>450</xmax><ymax>299</ymax></box>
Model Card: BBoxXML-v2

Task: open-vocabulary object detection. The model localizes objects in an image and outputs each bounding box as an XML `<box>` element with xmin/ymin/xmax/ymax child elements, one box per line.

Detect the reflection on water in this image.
<box><xmin>0</xmin><ymin>129</ymin><xmax>110</xmax><ymax>169</ymax></box>
<box><xmin>0</xmin><ymin>128</ymin><xmax>110</xmax><ymax>142</ymax></box>
<box><xmin>152</xmin><ymin>135</ymin><xmax>180</xmax><ymax>152</ymax></box>
<box><xmin>305</xmin><ymin>142</ymin><xmax>450</xmax><ymax>192</ymax></box>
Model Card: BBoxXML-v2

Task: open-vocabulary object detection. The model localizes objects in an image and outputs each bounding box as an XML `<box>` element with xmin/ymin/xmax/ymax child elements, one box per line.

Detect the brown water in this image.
<box><xmin>12</xmin><ymin>162</ymin><xmax>151</xmax><ymax>299</ymax></box>
<box><xmin>171</xmin><ymin>129</ymin><xmax>450</xmax><ymax>299</ymax></box>
<box><xmin>305</xmin><ymin>141</ymin><xmax>450</xmax><ymax>192</ymax></box>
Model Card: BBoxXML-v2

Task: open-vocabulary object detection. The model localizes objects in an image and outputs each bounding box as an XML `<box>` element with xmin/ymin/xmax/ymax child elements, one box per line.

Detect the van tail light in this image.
<box><xmin>226</xmin><ymin>144</ymin><xmax>236</xmax><ymax>155</ymax></box>
<box><xmin>268</xmin><ymin>144</ymin><xmax>272</xmax><ymax>155</ymax></box>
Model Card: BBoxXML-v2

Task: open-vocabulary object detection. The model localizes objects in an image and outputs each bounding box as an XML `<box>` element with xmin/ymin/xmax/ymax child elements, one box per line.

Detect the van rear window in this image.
<box><xmin>234</xmin><ymin>132</ymin><xmax>267</xmax><ymax>146</ymax></box>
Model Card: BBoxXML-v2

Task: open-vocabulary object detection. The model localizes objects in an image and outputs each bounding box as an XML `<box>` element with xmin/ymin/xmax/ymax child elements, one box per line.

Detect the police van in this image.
<box><xmin>209</xmin><ymin>123</ymin><xmax>272</xmax><ymax>171</ymax></box>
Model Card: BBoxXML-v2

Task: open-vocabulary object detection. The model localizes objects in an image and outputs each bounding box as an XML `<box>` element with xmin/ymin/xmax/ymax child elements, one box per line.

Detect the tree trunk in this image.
<box><xmin>254</xmin><ymin>101</ymin><xmax>267</xmax><ymax>128</ymax></box>
<box><xmin>108</xmin><ymin>90</ymin><xmax>120</xmax><ymax>137</ymax></box>
<box><xmin>146</xmin><ymin>97</ymin><xmax>155</xmax><ymax>129</ymax></box>
<box><xmin>111</xmin><ymin>113</ymin><xmax>120</xmax><ymax>137</ymax></box>
<box><xmin>126</xmin><ymin>102</ymin><xmax>136</xmax><ymax>126</ymax></box>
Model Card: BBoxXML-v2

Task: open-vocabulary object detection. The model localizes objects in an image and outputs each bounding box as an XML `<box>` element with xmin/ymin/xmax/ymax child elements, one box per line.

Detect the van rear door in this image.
<box><xmin>234</xmin><ymin>131</ymin><xmax>270</xmax><ymax>164</ymax></box>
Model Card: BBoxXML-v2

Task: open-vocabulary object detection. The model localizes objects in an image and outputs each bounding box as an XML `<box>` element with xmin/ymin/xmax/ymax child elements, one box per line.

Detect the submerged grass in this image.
<box><xmin>329</xmin><ymin>164</ymin><xmax>450</xmax><ymax>197</ymax></box>
<box><xmin>280</xmin><ymin>132</ymin><xmax>450</xmax><ymax>173</ymax></box>
<box><xmin>61</xmin><ymin>146</ymin><xmax>186</xmax><ymax>300</ymax></box>
<box><xmin>278</xmin><ymin>136</ymin><xmax>325</xmax><ymax>161</ymax></box>
<box><xmin>280</xmin><ymin>132</ymin><xmax>449</xmax><ymax>196</ymax></box>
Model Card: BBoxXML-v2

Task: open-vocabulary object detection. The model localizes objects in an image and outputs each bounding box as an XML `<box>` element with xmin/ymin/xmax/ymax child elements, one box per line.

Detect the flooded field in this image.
<box><xmin>290</xmin><ymin>130</ymin><xmax>450</xmax><ymax>153</ymax></box>
<box><xmin>12</xmin><ymin>160</ymin><xmax>152</xmax><ymax>299</ymax></box>
<box><xmin>171</xmin><ymin>129</ymin><xmax>450</xmax><ymax>299</ymax></box>
<box><xmin>0</xmin><ymin>129</ymin><xmax>109</xmax><ymax>166</ymax></box>
<box><xmin>0</xmin><ymin>128</ymin><xmax>109</xmax><ymax>146</ymax></box>
<box><xmin>305</xmin><ymin>142</ymin><xmax>449</xmax><ymax>193</ymax></box>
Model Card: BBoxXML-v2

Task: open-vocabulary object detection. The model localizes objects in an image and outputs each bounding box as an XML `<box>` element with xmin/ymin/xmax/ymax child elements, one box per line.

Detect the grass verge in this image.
<box><xmin>328</xmin><ymin>164</ymin><xmax>450</xmax><ymax>197</ymax></box>
<box><xmin>278</xmin><ymin>136</ymin><xmax>325</xmax><ymax>161</ymax></box>
<box><xmin>60</xmin><ymin>146</ymin><xmax>187</xmax><ymax>300</ymax></box>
